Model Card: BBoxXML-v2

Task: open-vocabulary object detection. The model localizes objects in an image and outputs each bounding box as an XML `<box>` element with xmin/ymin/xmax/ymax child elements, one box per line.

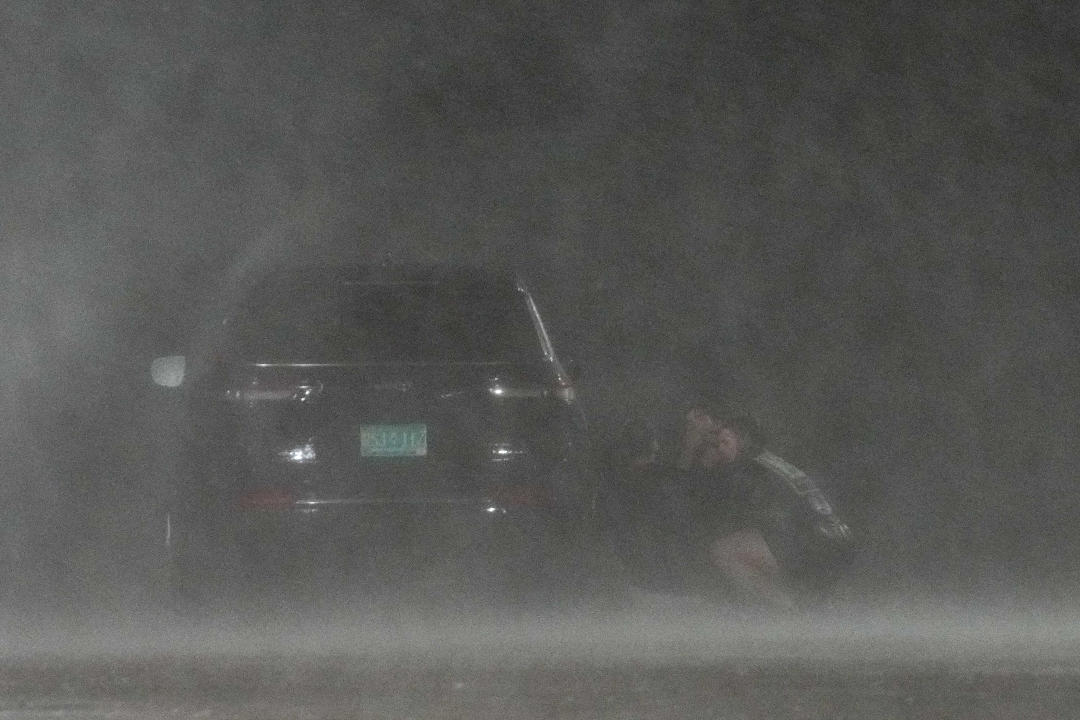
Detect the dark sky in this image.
<box><xmin>1</xmin><ymin>1</ymin><xmax>1078</xmax><ymax>605</ymax></box>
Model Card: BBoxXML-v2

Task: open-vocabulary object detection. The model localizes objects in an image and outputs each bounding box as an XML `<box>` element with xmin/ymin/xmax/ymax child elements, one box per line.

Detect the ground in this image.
<box><xmin>2</xmin><ymin>657</ymin><xmax>1078</xmax><ymax>719</ymax></box>
<box><xmin>2</xmin><ymin>598</ymin><xmax>1079</xmax><ymax>719</ymax></box>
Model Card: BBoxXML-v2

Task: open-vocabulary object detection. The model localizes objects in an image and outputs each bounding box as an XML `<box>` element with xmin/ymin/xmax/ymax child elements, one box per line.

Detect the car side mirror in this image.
<box><xmin>150</xmin><ymin>355</ymin><xmax>186</xmax><ymax>387</ymax></box>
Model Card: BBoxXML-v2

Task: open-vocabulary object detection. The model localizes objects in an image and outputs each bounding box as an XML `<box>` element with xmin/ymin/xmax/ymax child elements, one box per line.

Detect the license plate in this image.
<box><xmin>360</xmin><ymin>424</ymin><xmax>427</xmax><ymax>457</ymax></box>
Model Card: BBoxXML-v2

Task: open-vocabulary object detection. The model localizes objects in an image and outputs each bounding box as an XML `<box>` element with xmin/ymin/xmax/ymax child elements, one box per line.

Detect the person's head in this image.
<box><xmin>716</xmin><ymin>413</ymin><xmax>765</xmax><ymax>454</ymax></box>
<box><xmin>708</xmin><ymin>424</ymin><xmax>743</xmax><ymax>466</ymax></box>
<box><xmin>683</xmin><ymin>403</ymin><xmax>765</xmax><ymax>469</ymax></box>
<box><xmin>692</xmin><ymin>418</ymin><xmax>741</xmax><ymax>468</ymax></box>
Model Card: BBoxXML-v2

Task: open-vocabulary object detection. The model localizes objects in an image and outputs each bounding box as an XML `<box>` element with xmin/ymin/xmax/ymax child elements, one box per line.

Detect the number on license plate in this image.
<box><xmin>360</xmin><ymin>424</ymin><xmax>427</xmax><ymax>457</ymax></box>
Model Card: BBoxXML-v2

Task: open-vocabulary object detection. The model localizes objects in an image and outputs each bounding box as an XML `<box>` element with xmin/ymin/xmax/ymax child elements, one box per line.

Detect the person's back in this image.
<box><xmin>749</xmin><ymin>449</ymin><xmax>858</xmax><ymax>603</ymax></box>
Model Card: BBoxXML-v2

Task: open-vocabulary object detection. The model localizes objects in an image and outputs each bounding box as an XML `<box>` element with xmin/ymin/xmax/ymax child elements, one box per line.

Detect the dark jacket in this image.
<box><xmin>749</xmin><ymin>450</ymin><xmax>858</xmax><ymax>591</ymax></box>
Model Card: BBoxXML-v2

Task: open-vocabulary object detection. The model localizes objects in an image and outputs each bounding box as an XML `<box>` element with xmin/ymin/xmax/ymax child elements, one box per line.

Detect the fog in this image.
<box><xmin>2</xmin><ymin>0</ymin><xmax>1078</xmax><ymax>652</ymax></box>
<box><xmin>7</xmin><ymin>602</ymin><xmax>1080</xmax><ymax>674</ymax></box>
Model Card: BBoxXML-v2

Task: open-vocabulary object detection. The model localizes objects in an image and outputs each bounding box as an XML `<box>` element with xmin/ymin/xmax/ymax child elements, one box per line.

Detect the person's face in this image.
<box><xmin>698</xmin><ymin>424</ymin><xmax>742</xmax><ymax>468</ymax></box>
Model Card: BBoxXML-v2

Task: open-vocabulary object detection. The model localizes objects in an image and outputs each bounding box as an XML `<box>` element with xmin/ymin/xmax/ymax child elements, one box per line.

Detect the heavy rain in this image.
<box><xmin>2</xmin><ymin>2</ymin><xmax>1079</xmax><ymax>717</ymax></box>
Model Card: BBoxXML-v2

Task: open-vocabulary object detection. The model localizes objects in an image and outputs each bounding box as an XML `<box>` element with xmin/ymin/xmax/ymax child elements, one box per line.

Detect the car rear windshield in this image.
<box><xmin>227</xmin><ymin>279</ymin><xmax>543</xmax><ymax>363</ymax></box>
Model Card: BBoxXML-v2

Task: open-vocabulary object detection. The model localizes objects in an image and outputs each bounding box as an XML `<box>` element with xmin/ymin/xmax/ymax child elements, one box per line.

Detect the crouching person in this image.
<box><xmin>676</xmin><ymin>404</ymin><xmax>856</xmax><ymax>610</ymax></box>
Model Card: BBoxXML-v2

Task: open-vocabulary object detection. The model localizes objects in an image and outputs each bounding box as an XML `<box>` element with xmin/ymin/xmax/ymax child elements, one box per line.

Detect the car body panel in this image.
<box><xmin>159</xmin><ymin>265</ymin><xmax>589</xmax><ymax>597</ymax></box>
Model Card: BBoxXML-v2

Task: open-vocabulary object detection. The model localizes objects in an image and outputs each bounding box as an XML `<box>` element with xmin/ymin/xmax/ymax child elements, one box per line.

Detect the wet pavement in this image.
<box><xmin>3</xmin><ymin>602</ymin><xmax>1080</xmax><ymax>719</ymax></box>
<box><xmin>3</xmin><ymin>655</ymin><xmax>1080</xmax><ymax>719</ymax></box>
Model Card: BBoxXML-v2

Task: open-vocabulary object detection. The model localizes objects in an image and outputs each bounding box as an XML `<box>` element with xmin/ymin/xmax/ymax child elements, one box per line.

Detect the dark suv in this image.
<box><xmin>150</xmin><ymin>264</ymin><xmax>590</xmax><ymax>604</ymax></box>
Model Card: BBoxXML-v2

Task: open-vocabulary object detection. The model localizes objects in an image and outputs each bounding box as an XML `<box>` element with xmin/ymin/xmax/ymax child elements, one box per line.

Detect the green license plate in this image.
<box><xmin>359</xmin><ymin>424</ymin><xmax>427</xmax><ymax>457</ymax></box>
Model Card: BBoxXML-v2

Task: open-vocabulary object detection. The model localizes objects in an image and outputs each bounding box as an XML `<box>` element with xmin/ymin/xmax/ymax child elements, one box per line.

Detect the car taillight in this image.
<box><xmin>235</xmin><ymin>487</ymin><xmax>297</xmax><ymax>510</ymax></box>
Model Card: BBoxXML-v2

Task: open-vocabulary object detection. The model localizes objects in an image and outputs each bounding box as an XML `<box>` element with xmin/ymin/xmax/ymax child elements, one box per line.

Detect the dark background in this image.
<box><xmin>1</xmin><ymin>1</ymin><xmax>1077</xmax><ymax>609</ymax></box>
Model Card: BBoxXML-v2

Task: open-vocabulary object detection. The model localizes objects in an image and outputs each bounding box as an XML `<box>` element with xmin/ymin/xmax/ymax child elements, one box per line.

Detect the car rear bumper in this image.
<box><xmin>168</xmin><ymin>499</ymin><xmax>574</xmax><ymax>581</ymax></box>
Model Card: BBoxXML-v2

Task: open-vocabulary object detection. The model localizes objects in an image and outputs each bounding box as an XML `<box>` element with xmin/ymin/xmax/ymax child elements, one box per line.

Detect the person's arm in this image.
<box><xmin>753</xmin><ymin>450</ymin><xmax>852</xmax><ymax>543</ymax></box>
